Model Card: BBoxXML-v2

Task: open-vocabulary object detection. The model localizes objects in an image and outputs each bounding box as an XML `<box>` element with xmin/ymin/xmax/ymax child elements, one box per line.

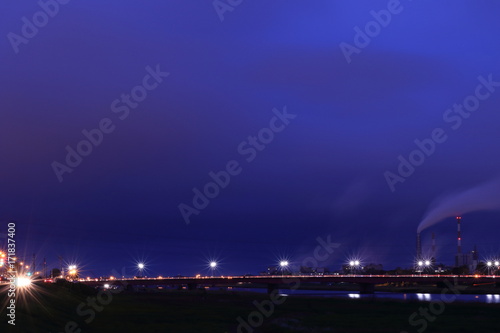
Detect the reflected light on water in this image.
<box><xmin>486</xmin><ymin>294</ymin><xmax>500</xmax><ymax>304</ymax></box>
<box><xmin>416</xmin><ymin>293</ymin><xmax>431</xmax><ymax>301</ymax></box>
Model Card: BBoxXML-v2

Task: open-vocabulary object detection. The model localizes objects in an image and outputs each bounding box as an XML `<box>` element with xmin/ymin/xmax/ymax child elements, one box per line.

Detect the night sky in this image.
<box><xmin>1</xmin><ymin>1</ymin><xmax>500</xmax><ymax>277</ymax></box>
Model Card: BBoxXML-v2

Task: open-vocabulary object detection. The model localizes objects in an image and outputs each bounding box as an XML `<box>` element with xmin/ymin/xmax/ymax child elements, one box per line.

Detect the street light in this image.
<box><xmin>137</xmin><ymin>263</ymin><xmax>145</xmax><ymax>278</ymax></box>
<box><xmin>209</xmin><ymin>261</ymin><xmax>217</xmax><ymax>277</ymax></box>
<box><xmin>417</xmin><ymin>261</ymin><xmax>424</xmax><ymax>275</ymax></box>
<box><xmin>494</xmin><ymin>261</ymin><xmax>500</xmax><ymax>276</ymax></box>
<box><xmin>68</xmin><ymin>265</ymin><xmax>78</xmax><ymax>279</ymax></box>
<box><xmin>487</xmin><ymin>261</ymin><xmax>493</xmax><ymax>275</ymax></box>
<box><xmin>279</xmin><ymin>260</ymin><xmax>289</xmax><ymax>275</ymax></box>
<box><xmin>349</xmin><ymin>260</ymin><xmax>360</xmax><ymax>275</ymax></box>
<box><xmin>16</xmin><ymin>276</ymin><xmax>32</xmax><ymax>288</ymax></box>
<box><xmin>416</xmin><ymin>260</ymin><xmax>431</xmax><ymax>274</ymax></box>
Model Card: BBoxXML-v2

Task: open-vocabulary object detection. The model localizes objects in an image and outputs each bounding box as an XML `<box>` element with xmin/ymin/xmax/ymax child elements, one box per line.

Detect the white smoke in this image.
<box><xmin>417</xmin><ymin>177</ymin><xmax>500</xmax><ymax>233</ymax></box>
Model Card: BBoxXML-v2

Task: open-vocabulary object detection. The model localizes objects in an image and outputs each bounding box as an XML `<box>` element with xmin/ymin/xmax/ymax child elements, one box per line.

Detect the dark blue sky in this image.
<box><xmin>1</xmin><ymin>0</ymin><xmax>500</xmax><ymax>277</ymax></box>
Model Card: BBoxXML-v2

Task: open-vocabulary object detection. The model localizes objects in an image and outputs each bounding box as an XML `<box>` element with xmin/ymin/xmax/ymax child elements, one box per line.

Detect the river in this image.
<box><xmin>221</xmin><ymin>287</ymin><xmax>500</xmax><ymax>304</ymax></box>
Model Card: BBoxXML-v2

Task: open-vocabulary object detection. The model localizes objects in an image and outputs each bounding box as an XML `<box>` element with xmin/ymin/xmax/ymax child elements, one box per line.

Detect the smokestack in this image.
<box><xmin>456</xmin><ymin>216</ymin><xmax>462</xmax><ymax>254</ymax></box>
<box><xmin>416</xmin><ymin>232</ymin><xmax>422</xmax><ymax>259</ymax></box>
<box><xmin>431</xmin><ymin>232</ymin><xmax>436</xmax><ymax>258</ymax></box>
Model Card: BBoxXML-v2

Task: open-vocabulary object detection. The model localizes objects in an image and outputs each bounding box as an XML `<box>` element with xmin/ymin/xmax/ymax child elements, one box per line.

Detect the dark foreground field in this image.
<box><xmin>1</xmin><ymin>282</ymin><xmax>500</xmax><ymax>333</ymax></box>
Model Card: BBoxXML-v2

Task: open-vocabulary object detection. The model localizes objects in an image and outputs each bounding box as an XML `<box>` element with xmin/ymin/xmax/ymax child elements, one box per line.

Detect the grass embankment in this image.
<box><xmin>0</xmin><ymin>281</ymin><xmax>499</xmax><ymax>333</ymax></box>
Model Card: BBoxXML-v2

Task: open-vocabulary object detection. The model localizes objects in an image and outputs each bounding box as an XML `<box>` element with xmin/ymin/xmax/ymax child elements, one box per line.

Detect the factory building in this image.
<box><xmin>417</xmin><ymin>216</ymin><xmax>478</xmax><ymax>273</ymax></box>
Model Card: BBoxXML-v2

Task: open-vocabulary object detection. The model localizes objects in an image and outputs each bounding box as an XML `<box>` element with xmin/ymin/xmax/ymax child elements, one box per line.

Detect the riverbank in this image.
<box><xmin>1</xmin><ymin>282</ymin><xmax>499</xmax><ymax>332</ymax></box>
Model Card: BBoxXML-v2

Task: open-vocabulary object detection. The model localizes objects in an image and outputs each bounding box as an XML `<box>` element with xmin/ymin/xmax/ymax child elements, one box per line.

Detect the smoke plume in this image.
<box><xmin>417</xmin><ymin>177</ymin><xmax>500</xmax><ymax>233</ymax></box>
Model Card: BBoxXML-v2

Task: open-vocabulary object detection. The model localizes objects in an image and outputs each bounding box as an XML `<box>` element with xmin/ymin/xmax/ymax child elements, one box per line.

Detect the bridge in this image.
<box><xmin>78</xmin><ymin>274</ymin><xmax>500</xmax><ymax>294</ymax></box>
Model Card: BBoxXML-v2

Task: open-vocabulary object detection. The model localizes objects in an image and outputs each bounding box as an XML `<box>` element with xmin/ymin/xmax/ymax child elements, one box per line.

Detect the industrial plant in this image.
<box><xmin>416</xmin><ymin>216</ymin><xmax>479</xmax><ymax>273</ymax></box>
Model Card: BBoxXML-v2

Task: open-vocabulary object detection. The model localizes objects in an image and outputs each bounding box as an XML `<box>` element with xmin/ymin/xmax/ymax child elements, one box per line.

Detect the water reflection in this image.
<box><xmin>416</xmin><ymin>293</ymin><xmax>431</xmax><ymax>301</ymax></box>
<box><xmin>486</xmin><ymin>294</ymin><xmax>500</xmax><ymax>304</ymax></box>
<box><xmin>221</xmin><ymin>287</ymin><xmax>500</xmax><ymax>304</ymax></box>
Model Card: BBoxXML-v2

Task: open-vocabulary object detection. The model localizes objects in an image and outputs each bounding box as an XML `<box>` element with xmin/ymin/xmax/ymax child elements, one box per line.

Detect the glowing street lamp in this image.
<box><xmin>416</xmin><ymin>260</ymin><xmax>431</xmax><ymax>274</ymax></box>
<box><xmin>16</xmin><ymin>276</ymin><xmax>32</xmax><ymax>288</ymax></box>
<box><xmin>494</xmin><ymin>261</ymin><xmax>500</xmax><ymax>276</ymax></box>
<box><xmin>137</xmin><ymin>263</ymin><xmax>145</xmax><ymax>278</ymax></box>
<box><xmin>208</xmin><ymin>261</ymin><xmax>218</xmax><ymax>277</ymax></box>
<box><xmin>487</xmin><ymin>261</ymin><xmax>493</xmax><ymax>275</ymax></box>
<box><xmin>349</xmin><ymin>260</ymin><xmax>360</xmax><ymax>274</ymax></box>
<box><xmin>67</xmin><ymin>265</ymin><xmax>78</xmax><ymax>279</ymax></box>
<box><xmin>279</xmin><ymin>260</ymin><xmax>289</xmax><ymax>275</ymax></box>
<box><xmin>424</xmin><ymin>260</ymin><xmax>432</xmax><ymax>274</ymax></box>
<box><xmin>416</xmin><ymin>261</ymin><xmax>424</xmax><ymax>274</ymax></box>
